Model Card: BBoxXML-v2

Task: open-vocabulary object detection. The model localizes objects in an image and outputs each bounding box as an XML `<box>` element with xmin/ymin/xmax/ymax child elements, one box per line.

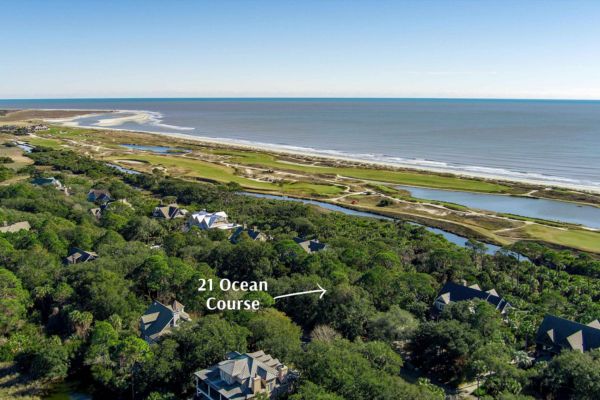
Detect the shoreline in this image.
<box><xmin>39</xmin><ymin>109</ymin><xmax>600</xmax><ymax>194</ymax></box>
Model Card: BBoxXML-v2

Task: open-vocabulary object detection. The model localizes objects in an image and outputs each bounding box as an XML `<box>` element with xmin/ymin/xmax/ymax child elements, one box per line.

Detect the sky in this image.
<box><xmin>1</xmin><ymin>0</ymin><xmax>599</xmax><ymax>99</ymax></box>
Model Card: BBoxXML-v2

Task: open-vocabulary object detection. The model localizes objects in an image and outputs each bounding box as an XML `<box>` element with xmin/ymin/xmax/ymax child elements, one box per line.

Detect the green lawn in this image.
<box><xmin>111</xmin><ymin>154</ymin><xmax>344</xmax><ymax>197</ymax></box>
<box><xmin>23</xmin><ymin>137</ymin><xmax>63</xmax><ymax>148</ymax></box>
<box><xmin>522</xmin><ymin>224</ymin><xmax>600</xmax><ymax>254</ymax></box>
<box><xmin>213</xmin><ymin>150</ymin><xmax>511</xmax><ymax>193</ymax></box>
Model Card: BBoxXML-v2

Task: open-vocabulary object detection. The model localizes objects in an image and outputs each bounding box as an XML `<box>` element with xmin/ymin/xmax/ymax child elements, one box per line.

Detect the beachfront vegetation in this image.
<box><xmin>12</xmin><ymin>125</ymin><xmax>600</xmax><ymax>254</ymax></box>
<box><xmin>108</xmin><ymin>153</ymin><xmax>345</xmax><ymax>196</ymax></box>
<box><xmin>211</xmin><ymin>149</ymin><xmax>513</xmax><ymax>192</ymax></box>
<box><xmin>1</xmin><ymin>146</ymin><xmax>600</xmax><ymax>399</ymax></box>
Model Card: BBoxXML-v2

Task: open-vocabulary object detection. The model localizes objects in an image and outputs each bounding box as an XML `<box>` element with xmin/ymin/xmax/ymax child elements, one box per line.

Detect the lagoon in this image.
<box><xmin>241</xmin><ymin>192</ymin><xmax>508</xmax><ymax>255</ymax></box>
<box><xmin>398</xmin><ymin>185</ymin><xmax>600</xmax><ymax>229</ymax></box>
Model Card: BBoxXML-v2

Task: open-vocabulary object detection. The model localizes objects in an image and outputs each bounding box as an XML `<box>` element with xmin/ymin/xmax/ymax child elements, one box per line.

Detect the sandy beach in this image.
<box><xmin>47</xmin><ymin>109</ymin><xmax>600</xmax><ymax>194</ymax></box>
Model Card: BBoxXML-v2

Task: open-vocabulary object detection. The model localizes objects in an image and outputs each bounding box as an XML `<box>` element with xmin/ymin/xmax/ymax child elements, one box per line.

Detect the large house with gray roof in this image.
<box><xmin>536</xmin><ymin>314</ymin><xmax>600</xmax><ymax>354</ymax></box>
<box><xmin>433</xmin><ymin>281</ymin><xmax>512</xmax><ymax>314</ymax></box>
<box><xmin>293</xmin><ymin>237</ymin><xmax>327</xmax><ymax>254</ymax></box>
<box><xmin>187</xmin><ymin>210</ymin><xmax>240</xmax><ymax>231</ymax></box>
<box><xmin>194</xmin><ymin>350</ymin><xmax>294</xmax><ymax>400</ymax></box>
<box><xmin>152</xmin><ymin>203</ymin><xmax>188</xmax><ymax>220</ymax></box>
<box><xmin>140</xmin><ymin>300</ymin><xmax>191</xmax><ymax>344</ymax></box>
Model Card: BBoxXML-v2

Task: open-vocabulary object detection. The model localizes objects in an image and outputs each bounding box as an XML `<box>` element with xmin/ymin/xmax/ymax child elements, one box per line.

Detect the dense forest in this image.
<box><xmin>2</xmin><ymin>147</ymin><xmax>600</xmax><ymax>399</ymax></box>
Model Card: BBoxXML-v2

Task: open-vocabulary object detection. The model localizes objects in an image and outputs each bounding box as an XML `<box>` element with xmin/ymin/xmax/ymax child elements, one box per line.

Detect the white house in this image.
<box><xmin>186</xmin><ymin>210</ymin><xmax>240</xmax><ymax>231</ymax></box>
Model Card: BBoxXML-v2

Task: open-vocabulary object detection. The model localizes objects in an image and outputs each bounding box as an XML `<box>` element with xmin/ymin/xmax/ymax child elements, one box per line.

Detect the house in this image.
<box><xmin>31</xmin><ymin>177</ymin><xmax>63</xmax><ymax>190</ymax></box>
<box><xmin>230</xmin><ymin>225</ymin><xmax>271</xmax><ymax>244</ymax></box>
<box><xmin>433</xmin><ymin>281</ymin><xmax>511</xmax><ymax>314</ymax></box>
<box><xmin>535</xmin><ymin>314</ymin><xmax>600</xmax><ymax>354</ymax></box>
<box><xmin>153</xmin><ymin>203</ymin><xmax>188</xmax><ymax>220</ymax></box>
<box><xmin>87</xmin><ymin>189</ymin><xmax>112</xmax><ymax>203</ymax></box>
<box><xmin>31</xmin><ymin>124</ymin><xmax>48</xmax><ymax>131</ymax></box>
<box><xmin>64</xmin><ymin>248</ymin><xmax>98</xmax><ymax>264</ymax></box>
<box><xmin>194</xmin><ymin>350</ymin><xmax>294</xmax><ymax>400</ymax></box>
<box><xmin>140</xmin><ymin>300</ymin><xmax>191</xmax><ymax>344</ymax></box>
<box><xmin>0</xmin><ymin>221</ymin><xmax>31</xmax><ymax>233</ymax></box>
<box><xmin>89</xmin><ymin>207</ymin><xmax>103</xmax><ymax>219</ymax></box>
<box><xmin>187</xmin><ymin>210</ymin><xmax>240</xmax><ymax>231</ymax></box>
<box><xmin>293</xmin><ymin>237</ymin><xmax>327</xmax><ymax>254</ymax></box>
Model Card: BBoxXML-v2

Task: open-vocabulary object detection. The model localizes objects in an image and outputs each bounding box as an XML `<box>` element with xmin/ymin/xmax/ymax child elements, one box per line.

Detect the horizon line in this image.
<box><xmin>2</xmin><ymin>96</ymin><xmax>600</xmax><ymax>102</ymax></box>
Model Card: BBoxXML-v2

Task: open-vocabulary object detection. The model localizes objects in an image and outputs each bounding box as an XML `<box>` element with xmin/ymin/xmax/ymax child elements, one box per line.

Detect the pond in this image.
<box><xmin>16</xmin><ymin>143</ymin><xmax>34</xmax><ymax>153</ymax></box>
<box><xmin>397</xmin><ymin>185</ymin><xmax>600</xmax><ymax>229</ymax></box>
<box><xmin>240</xmin><ymin>192</ymin><xmax>512</xmax><ymax>256</ymax></box>
<box><xmin>106</xmin><ymin>163</ymin><xmax>141</xmax><ymax>175</ymax></box>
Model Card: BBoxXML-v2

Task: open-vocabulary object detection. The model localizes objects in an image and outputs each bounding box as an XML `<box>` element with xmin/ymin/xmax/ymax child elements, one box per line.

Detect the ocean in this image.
<box><xmin>2</xmin><ymin>98</ymin><xmax>600</xmax><ymax>190</ymax></box>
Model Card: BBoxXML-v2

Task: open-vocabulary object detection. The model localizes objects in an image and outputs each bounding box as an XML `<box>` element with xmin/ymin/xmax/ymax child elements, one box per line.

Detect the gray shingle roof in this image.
<box><xmin>434</xmin><ymin>281</ymin><xmax>511</xmax><ymax>313</ymax></box>
<box><xmin>140</xmin><ymin>300</ymin><xmax>190</xmax><ymax>343</ymax></box>
<box><xmin>536</xmin><ymin>314</ymin><xmax>600</xmax><ymax>353</ymax></box>
<box><xmin>294</xmin><ymin>237</ymin><xmax>327</xmax><ymax>253</ymax></box>
<box><xmin>152</xmin><ymin>204</ymin><xmax>187</xmax><ymax>219</ymax></box>
<box><xmin>194</xmin><ymin>350</ymin><xmax>289</xmax><ymax>399</ymax></box>
<box><xmin>87</xmin><ymin>189</ymin><xmax>112</xmax><ymax>203</ymax></box>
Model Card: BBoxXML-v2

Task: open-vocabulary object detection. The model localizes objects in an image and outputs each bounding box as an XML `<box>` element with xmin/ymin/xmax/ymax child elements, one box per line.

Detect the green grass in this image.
<box><xmin>111</xmin><ymin>154</ymin><xmax>344</xmax><ymax>197</ymax></box>
<box><xmin>522</xmin><ymin>224</ymin><xmax>600</xmax><ymax>253</ymax></box>
<box><xmin>23</xmin><ymin>137</ymin><xmax>63</xmax><ymax>148</ymax></box>
<box><xmin>213</xmin><ymin>150</ymin><xmax>511</xmax><ymax>193</ymax></box>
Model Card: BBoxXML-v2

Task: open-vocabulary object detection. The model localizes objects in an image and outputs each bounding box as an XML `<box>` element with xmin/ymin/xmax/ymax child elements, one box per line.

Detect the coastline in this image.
<box><xmin>5</xmin><ymin>110</ymin><xmax>600</xmax><ymax>253</ymax></box>
<box><xmin>51</xmin><ymin>109</ymin><xmax>600</xmax><ymax>194</ymax></box>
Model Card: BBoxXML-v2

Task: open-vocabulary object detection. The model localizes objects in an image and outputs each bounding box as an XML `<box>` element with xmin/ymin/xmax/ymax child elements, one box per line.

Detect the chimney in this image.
<box><xmin>277</xmin><ymin>365</ymin><xmax>288</xmax><ymax>383</ymax></box>
<box><xmin>252</xmin><ymin>376</ymin><xmax>262</xmax><ymax>394</ymax></box>
<box><xmin>171</xmin><ymin>301</ymin><xmax>181</xmax><ymax>326</ymax></box>
<box><xmin>243</xmin><ymin>223</ymin><xmax>247</xmax><ymax>229</ymax></box>
<box><xmin>252</xmin><ymin>225</ymin><xmax>257</xmax><ymax>231</ymax></box>
<box><xmin>460</xmin><ymin>279</ymin><xmax>467</xmax><ymax>286</ymax></box>
<box><xmin>2</xmin><ymin>221</ymin><xmax>6</xmax><ymax>227</ymax></box>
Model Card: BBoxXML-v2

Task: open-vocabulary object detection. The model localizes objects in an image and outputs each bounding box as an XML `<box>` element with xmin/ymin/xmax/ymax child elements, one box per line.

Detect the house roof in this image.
<box><xmin>64</xmin><ymin>247</ymin><xmax>98</xmax><ymax>264</ymax></box>
<box><xmin>536</xmin><ymin>314</ymin><xmax>600</xmax><ymax>353</ymax></box>
<box><xmin>294</xmin><ymin>237</ymin><xmax>327</xmax><ymax>253</ymax></box>
<box><xmin>153</xmin><ymin>204</ymin><xmax>187</xmax><ymax>219</ymax></box>
<box><xmin>87</xmin><ymin>189</ymin><xmax>112</xmax><ymax>202</ymax></box>
<box><xmin>217</xmin><ymin>351</ymin><xmax>280</xmax><ymax>382</ymax></box>
<box><xmin>188</xmin><ymin>210</ymin><xmax>239</xmax><ymax>230</ymax></box>
<box><xmin>229</xmin><ymin>226</ymin><xmax>269</xmax><ymax>243</ymax></box>
<box><xmin>0</xmin><ymin>221</ymin><xmax>31</xmax><ymax>233</ymax></box>
<box><xmin>194</xmin><ymin>351</ymin><xmax>286</xmax><ymax>399</ymax></box>
<box><xmin>140</xmin><ymin>300</ymin><xmax>190</xmax><ymax>343</ymax></box>
<box><xmin>435</xmin><ymin>281</ymin><xmax>511</xmax><ymax>313</ymax></box>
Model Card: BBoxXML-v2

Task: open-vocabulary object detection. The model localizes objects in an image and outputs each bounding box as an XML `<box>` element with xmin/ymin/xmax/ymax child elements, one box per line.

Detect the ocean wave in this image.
<box><xmin>66</xmin><ymin>110</ymin><xmax>600</xmax><ymax>191</ymax></box>
<box><xmin>207</xmin><ymin>140</ymin><xmax>600</xmax><ymax>188</ymax></box>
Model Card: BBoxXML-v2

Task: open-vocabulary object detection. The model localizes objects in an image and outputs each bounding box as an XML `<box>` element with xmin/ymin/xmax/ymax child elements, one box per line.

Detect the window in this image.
<box><xmin>198</xmin><ymin>379</ymin><xmax>209</xmax><ymax>393</ymax></box>
<box><xmin>209</xmin><ymin>386</ymin><xmax>220</xmax><ymax>400</ymax></box>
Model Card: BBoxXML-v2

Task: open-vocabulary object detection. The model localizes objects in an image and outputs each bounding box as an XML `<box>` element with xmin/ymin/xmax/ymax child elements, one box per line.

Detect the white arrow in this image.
<box><xmin>273</xmin><ymin>284</ymin><xmax>327</xmax><ymax>300</ymax></box>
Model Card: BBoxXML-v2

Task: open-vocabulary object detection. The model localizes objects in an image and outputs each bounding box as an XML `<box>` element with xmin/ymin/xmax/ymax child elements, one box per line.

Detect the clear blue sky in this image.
<box><xmin>2</xmin><ymin>0</ymin><xmax>599</xmax><ymax>99</ymax></box>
